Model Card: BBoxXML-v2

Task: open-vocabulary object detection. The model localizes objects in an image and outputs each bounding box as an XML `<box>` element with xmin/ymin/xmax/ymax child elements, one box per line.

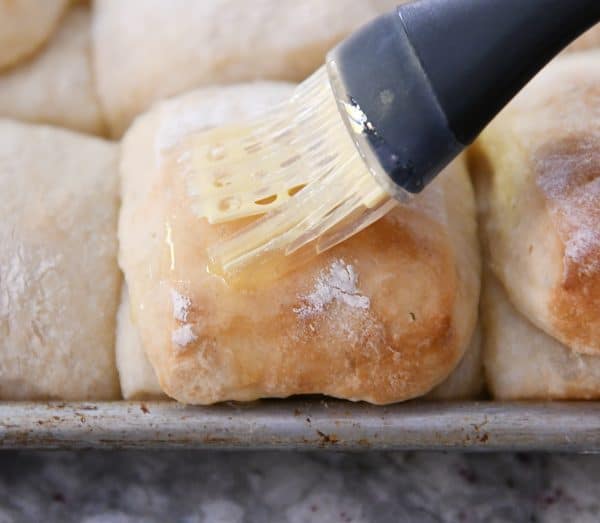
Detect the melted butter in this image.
<box><xmin>206</xmin><ymin>240</ymin><xmax>316</xmax><ymax>290</ymax></box>
<box><xmin>183</xmin><ymin>123</ymin><xmax>308</xmax><ymax>224</ymax></box>
<box><xmin>165</xmin><ymin>221</ymin><xmax>175</xmax><ymax>271</ymax></box>
<box><xmin>165</xmin><ymin>66</ymin><xmax>392</xmax><ymax>289</ymax></box>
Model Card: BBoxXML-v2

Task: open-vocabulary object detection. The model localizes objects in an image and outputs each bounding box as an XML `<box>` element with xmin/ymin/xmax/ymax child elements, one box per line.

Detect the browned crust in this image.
<box><xmin>119</xmin><ymin>88</ymin><xmax>478</xmax><ymax>405</ymax></box>
<box><xmin>155</xmin><ymin>181</ymin><xmax>463</xmax><ymax>404</ymax></box>
<box><xmin>473</xmin><ymin>52</ymin><xmax>600</xmax><ymax>355</ymax></box>
<box><xmin>535</xmin><ymin>133</ymin><xmax>600</xmax><ymax>354</ymax></box>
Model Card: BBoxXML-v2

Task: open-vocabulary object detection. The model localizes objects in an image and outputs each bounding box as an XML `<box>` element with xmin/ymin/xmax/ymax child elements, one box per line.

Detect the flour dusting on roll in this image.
<box><xmin>118</xmin><ymin>82</ymin><xmax>480</xmax><ymax>405</ymax></box>
<box><xmin>472</xmin><ymin>50</ymin><xmax>600</xmax><ymax>356</ymax></box>
<box><xmin>473</xmin><ymin>50</ymin><xmax>600</xmax><ymax>399</ymax></box>
<box><xmin>0</xmin><ymin>119</ymin><xmax>120</xmax><ymax>400</ymax></box>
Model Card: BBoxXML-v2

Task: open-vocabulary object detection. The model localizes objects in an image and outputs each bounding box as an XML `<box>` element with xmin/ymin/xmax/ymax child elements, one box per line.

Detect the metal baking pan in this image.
<box><xmin>2</xmin><ymin>400</ymin><xmax>600</xmax><ymax>451</ymax></box>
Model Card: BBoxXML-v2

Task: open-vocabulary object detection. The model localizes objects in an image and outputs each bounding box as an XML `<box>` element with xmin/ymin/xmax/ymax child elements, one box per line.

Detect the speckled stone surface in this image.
<box><xmin>0</xmin><ymin>451</ymin><xmax>599</xmax><ymax>522</ymax></box>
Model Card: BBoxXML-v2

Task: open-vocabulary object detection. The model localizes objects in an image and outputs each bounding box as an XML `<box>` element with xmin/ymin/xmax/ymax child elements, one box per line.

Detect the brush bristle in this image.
<box><xmin>173</xmin><ymin>66</ymin><xmax>394</xmax><ymax>287</ymax></box>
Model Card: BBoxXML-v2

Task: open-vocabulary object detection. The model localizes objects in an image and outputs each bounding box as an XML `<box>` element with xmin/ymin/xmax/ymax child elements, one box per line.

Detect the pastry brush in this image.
<box><xmin>175</xmin><ymin>0</ymin><xmax>599</xmax><ymax>287</ymax></box>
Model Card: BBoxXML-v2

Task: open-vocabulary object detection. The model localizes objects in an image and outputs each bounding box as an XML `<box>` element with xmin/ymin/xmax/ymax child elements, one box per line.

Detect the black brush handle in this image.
<box><xmin>401</xmin><ymin>0</ymin><xmax>600</xmax><ymax>145</ymax></box>
<box><xmin>329</xmin><ymin>0</ymin><xmax>599</xmax><ymax>194</ymax></box>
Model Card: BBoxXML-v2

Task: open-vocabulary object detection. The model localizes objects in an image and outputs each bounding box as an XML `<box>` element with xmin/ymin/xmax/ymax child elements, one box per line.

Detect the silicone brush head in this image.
<box><xmin>171</xmin><ymin>0</ymin><xmax>599</xmax><ymax>287</ymax></box>
<box><xmin>174</xmin><ymin>66</ymin><xmax>403</xmax><ymax>288</ymax></box>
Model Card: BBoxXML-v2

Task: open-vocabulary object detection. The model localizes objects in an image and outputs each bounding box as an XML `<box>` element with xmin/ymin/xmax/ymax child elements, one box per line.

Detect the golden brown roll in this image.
<box><xmin>118</xmin><ymin>290</ymin><xmax>483</xmax><ymax>401</ymax></box>
<box><xmin>472</xmin><ymin>50</ymin><xmax>600</xmax><ymax>356</ymax></box>
<box><xmin>115</xmin><ymin>83</ymin><xmax>298</xmax><ymax>400</ymax></box>
<box><xmin>118</xmin><ymin>82</ymin><xmax>480</xmax><ymax>405</ymax></box>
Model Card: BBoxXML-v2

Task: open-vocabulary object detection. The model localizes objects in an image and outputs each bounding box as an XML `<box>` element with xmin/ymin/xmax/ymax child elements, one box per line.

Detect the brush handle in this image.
<box><xmin>328</xmin><ymin>0</ymin><xmax>599</xmax><ymax>194</ymax></box>
<box><xmin>401</xmin><ymin>0</ymin><xmax>600</xmax><ymax>145</ymax></box>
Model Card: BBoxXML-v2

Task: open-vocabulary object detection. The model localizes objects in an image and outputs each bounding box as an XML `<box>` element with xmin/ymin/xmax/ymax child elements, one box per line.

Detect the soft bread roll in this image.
<box><xmin>116</xmin><ymin>285</ymin><xmax>165</xmax><ymax>400</ymax></box>
<box><xmin>92</xmin><ymin>0</ymin><xmax>397</xmax><ymax>137</ymax></box>
<box><xmin>118</xmin><ymin>83</ymin><xmax>480</xmax><ymax>405</ymax></box>
<box><xmin>483</xmin><ymin>273</ymin><xmax>600</xmax><ymax>400</ymax></box>
<box><xmin>0</xmin><ymin>119</ymin><xmax>120</xmax><ymax>400</ymax></box>
<box><xmin>427</xmin><ymin>324</ymin><xmax>483</xmax><ymax>400</ymax></box>
<box><xmin>564</xmin><ymin>24</ymin><xmax>600</xmax><ymax>54</ymax></box>
<box><xmin>118</xmin><ymin>293</ymin><xmax>483</xmax><ymax>401</ymax></box>
<box><xmin>0</xmin><ymin>0</ymin><xmax>69</xmax><ymax>70</ymax></box>
<box><xmin>471</xmin><ymin>50</ymin><xmax>600</xmax><ymax>355</ymax></box>
<box><xmin>0</xmin><ymin>6</ymin><xmax>106</xmax><ymax>135</ymax></box>
<box><xmin>116</xmin><ymin>83</ymin><xmax>295</xmax><ymax>400</ymax></box>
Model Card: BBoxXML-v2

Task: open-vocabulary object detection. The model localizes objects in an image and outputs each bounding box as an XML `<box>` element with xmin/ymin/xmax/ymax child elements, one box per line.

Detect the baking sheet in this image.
<box><xmin>2</xmin><ymin>400</ymin><xmax>600</xmax><ymax>451</ymax></box>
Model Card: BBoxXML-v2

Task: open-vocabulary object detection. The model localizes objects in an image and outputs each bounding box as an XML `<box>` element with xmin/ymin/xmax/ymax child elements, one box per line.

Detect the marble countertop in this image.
<box><xmin>0</xmin><ymin>451</ymin><xmax>598</xmax><ymax>522</ymax></box>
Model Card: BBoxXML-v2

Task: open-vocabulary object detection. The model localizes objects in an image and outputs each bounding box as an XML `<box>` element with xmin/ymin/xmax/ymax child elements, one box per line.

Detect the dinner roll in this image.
<box><xmin>118</xmin><ymin>291</ymin><xmax>483</xmax><ymax>401</ymax></box>
<box><xmin>427</xmin><ymin>325</ymin><xmax>483</xmax><ymax>400</ymax></box>
<box><xmin>116</xmin><ymin>285</ymin><xmax>164</xmax><ymax>400</ymax></box>
<box><xmin>483</xmin><ymin>272</ymin><xmax>600</xmax><ymax>400</ymax></box>
<box><xmin>92</xmin><ymin>0</ymin><xmax>398</xmax><ymax>137</ymax></box>
<box><xmin>118</xmin><ymin>82</ymin><xmax>480</xmax><ymax>405</ymax></box>
<box><xmin>564</xmin><ymin>24</ymin><xmax>600</xmax><ymax>54</ymax></box>
<box><xmin>0</xmin><ymin>119</ymin><xmax>120</xmax><ymax>400</ymax></box>
<box><xmin>472</xmin><ymin>50</ymin><xmax>600</xmax><ymax>355</ymax></box>
<box><xmin>116</xmin><ymin>83</ymin><xmax>295</xmax><ymax>400</ymax></box>
<box><xmin>0</xmin><ymin>0</ymin><xmax>68</xmax><ymax>70</ymax></box>
<box><xmin>0</xmin><ymin>5</ymin><xmax>106</xmax><ymax>135</ymax></box>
